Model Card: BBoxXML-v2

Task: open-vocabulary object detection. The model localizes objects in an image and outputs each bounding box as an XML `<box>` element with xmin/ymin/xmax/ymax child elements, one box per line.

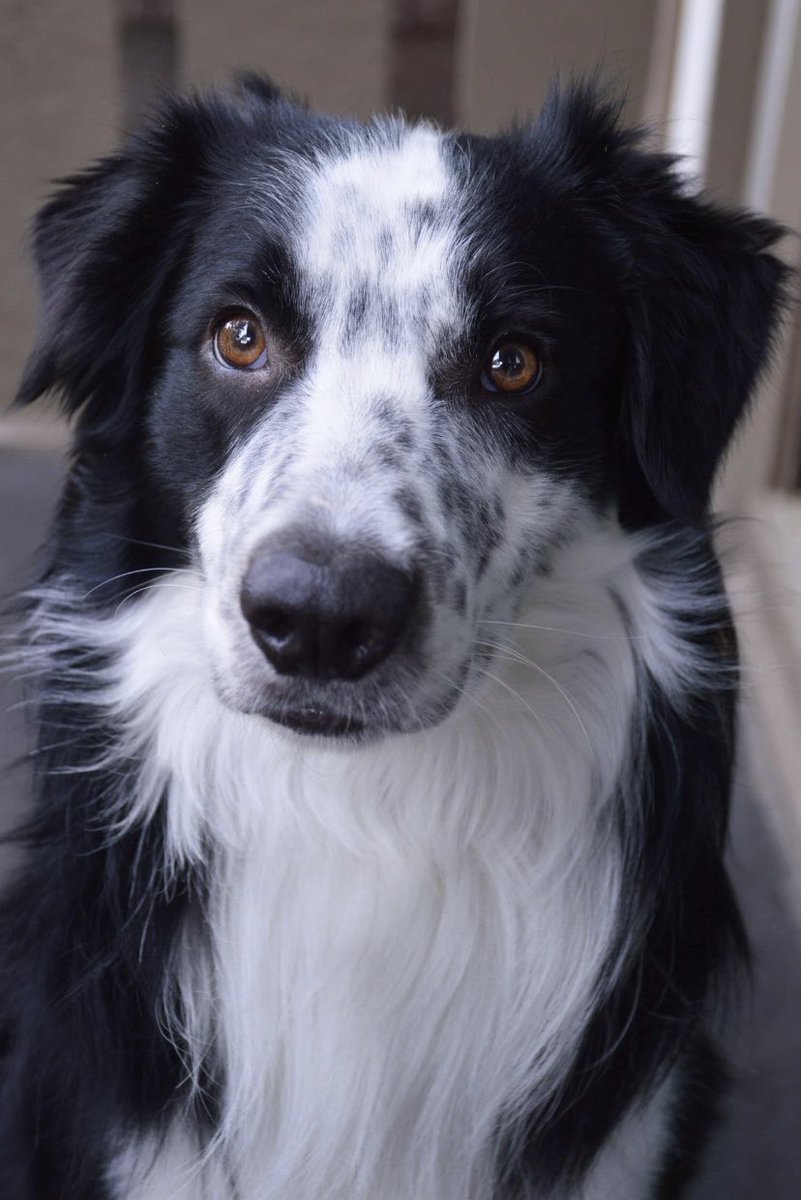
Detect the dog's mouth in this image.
<box><xmin>267</xmin><ymin>704</ymin><xmax>367</xmax><ymax>739</ymax></box>
<box><xmin>231</xmin><ymin>651</ymin><xmax>467</xmax><ymax>742</ymax></box>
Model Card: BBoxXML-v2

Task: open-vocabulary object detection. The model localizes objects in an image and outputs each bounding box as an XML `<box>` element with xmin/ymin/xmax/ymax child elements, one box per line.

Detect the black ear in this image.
<box><xmin>536</xmin><ymin>84</ymin><xmax>790</xmax><ymax>525</ymax></box>
<box><xmin>622</xmin><ymin>194</ymin><xmax>789</xmax><ymax>524</ymax></box>
<box><xmin>16</xmin><ymin>75</ymin><xmax>287</xmax><ymax>428</ymax></box>
<box><xmin>16</xmin><ymin>143</ymin><xmax>188</xmax><ymax>422</ymax></box>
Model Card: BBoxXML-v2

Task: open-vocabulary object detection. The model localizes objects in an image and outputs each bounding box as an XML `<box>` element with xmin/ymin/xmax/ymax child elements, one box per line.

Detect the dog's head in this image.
<box><xmin>18</xmin><ymin>79</ymin><xmax>786</xmax><ymax>740</ymax></box>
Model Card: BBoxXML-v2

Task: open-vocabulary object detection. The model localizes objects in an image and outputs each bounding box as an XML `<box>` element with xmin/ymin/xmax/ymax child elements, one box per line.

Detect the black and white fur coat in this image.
<box><xmin>0</xmin><ymin>78</ymin><xmax>788</xmax><ymax>1199</ymax></box>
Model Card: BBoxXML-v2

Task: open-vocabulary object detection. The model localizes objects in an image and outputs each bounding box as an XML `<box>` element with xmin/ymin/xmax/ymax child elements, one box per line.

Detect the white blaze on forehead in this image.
<box><xmin>301</xmin><ymin>123</ymin><xmax>463</xmax><ymax>330</ymax></box>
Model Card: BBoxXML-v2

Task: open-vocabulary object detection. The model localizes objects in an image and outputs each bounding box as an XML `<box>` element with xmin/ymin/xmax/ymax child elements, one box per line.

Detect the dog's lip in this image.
<box><xmin>268</xmin><ymin>705</ymin><xmax>366</xmax><ymax>738</ymax></box>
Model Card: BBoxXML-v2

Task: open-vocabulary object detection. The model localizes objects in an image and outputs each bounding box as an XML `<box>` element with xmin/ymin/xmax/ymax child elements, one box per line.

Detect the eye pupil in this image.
<box><xmin>492</xmin><ymin>346</ymin><xmax>525</xmax><ymax>378</ymax></box>
<box><xmin>214</xmin><ymin>311</ymin><xmax>268</xmax><ymax>369</ymax></box>
<box><xmin>484</xmin><ymin>339</ymin><xmax>541</xmax><ymax>394</ymax></box>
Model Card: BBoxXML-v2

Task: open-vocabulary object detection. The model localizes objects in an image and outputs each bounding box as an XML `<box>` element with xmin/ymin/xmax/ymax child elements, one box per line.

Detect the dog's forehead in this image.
<box><xmin>304</xmin><ymin>125</ymin><xmax>453</xmax><ymax>260</ymax></box>
<box><xmin>288</xmin><ymin>123</ymin><xmax>467</xmax><ymax>341</ymax></box>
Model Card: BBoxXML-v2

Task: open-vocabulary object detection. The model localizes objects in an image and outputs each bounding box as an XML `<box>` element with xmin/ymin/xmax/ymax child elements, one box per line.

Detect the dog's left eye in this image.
<box><xmin>481</xmin><ymin>339</ymin><xmax>542</xmax><ymax>395</ymax></box>
<box><xmin>213</xmin><ymin>311</ymin><xmax>269</xmax><ymax>370</ymax></box>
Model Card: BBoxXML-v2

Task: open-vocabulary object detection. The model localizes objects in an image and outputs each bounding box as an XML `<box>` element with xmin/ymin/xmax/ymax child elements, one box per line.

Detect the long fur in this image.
<box><xmin>0</xmin><ymin>78</ymin><xmax>788</xmax><ymax>1199</ymax></box>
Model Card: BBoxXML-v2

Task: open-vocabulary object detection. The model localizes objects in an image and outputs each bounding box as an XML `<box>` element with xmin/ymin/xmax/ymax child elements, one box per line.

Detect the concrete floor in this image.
<box><xmin>1</xmin><ymin>445</ymin><xmax>800</xmax><ymax>1196</ymax></box>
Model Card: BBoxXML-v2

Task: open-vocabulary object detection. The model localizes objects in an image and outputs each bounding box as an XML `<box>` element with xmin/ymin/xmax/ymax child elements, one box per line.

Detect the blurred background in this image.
<box><xmin>1</xmin><ymin>1</ymin><xmax>800</xmax><ymax>1195</ymax></box>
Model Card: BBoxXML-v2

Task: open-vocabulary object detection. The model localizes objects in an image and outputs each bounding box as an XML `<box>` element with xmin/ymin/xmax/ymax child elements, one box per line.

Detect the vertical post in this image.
<box><xmin>662</xmin><ymin>0</ymin><xmax>726</xmax><ymax>182</ymax></box>
<box><xmin>115</xmin><ymin>0</ymin><xmax>180</xmax><ymax>129</ymax></box>
<box><xmin>389</xmin><ymin>0</ymin><xmax>460</xmax><ymax>125</ymax></box>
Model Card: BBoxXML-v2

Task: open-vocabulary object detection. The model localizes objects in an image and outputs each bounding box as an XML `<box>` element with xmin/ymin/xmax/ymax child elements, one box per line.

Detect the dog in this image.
<box><xmin>0</xmin><ymin>76</ymin><xmax>787</xmax><ymax>1199</ymax></box>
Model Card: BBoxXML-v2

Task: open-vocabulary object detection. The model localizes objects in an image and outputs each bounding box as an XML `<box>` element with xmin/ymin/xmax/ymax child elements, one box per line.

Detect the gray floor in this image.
<box><xmin>1</xmin><ymin>446</ymin><xmax>800</xmax><ymax>1196</ymax></box>
<box><xmin>688</xmin><ymin>783</ymin><xmax>801</xmax><ymax>1198</ymax></box>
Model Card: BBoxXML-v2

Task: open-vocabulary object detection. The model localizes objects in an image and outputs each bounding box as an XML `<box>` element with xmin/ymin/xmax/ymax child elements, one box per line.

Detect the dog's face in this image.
<box><xmin>18</xmin><ymin>81</ymin><xmax>785</xmax><ymax>740</ymax></box>
<box><xmin>166</xmin><ymin>121</ymin><xmax>624</xmax><ymax>739</ymax></box>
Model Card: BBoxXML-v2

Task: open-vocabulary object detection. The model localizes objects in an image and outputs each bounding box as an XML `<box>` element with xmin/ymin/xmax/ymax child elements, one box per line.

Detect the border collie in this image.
<box><xmin>0</xmin><ymin>77</ymin><xmax>787</xmax><ymax>1199</ymax></box>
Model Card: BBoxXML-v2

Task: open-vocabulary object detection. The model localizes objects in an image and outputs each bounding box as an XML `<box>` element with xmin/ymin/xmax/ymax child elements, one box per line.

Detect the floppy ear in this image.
<box><xmin>16</xmin><ymin>144</ymin><xmax>190</xmax><ymax>424</ymax></box>
<box><xmin>535</xmin><ymin>83</ymin><xmax>790</xmax><ymax>525</ymax></box>
<box><xmin>16</xmin><ymin>75</ymin><xmax>287</xmax><ymax>431</ymax></box>
<box><xmin>622</xmin><ymin>194</ymin><xmax>789</xmax><ymax>524</ymax></box>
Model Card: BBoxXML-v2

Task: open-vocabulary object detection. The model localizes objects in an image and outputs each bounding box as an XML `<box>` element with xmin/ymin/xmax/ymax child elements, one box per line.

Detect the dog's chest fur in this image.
<box><xmin>103</xmin><ymin>521</ymin><xmax>652</xmax><ymax>1200</ymax></box>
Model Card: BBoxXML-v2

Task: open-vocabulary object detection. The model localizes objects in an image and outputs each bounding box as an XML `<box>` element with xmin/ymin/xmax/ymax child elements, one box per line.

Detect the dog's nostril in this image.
<box><xmin>257</xmin><ymin>610</ymin><xmax>296</xmax><ymax>644</ymax></box>
<box><xmin>240</xmin><ymin>544</ymin><xmax>414</xmax><ymax>681</ymax></box>
<box><xmin>344</xmin><ymin>621</ymin><xmax>389</xmax><ymax>669</ymax></box>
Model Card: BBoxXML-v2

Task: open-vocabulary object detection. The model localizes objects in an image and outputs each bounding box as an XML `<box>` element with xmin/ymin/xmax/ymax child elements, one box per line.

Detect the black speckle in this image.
<box><xmin>407</xmin><ymin>200</ymin><xmax>438</xmax><ymax>239</ymax></box>
<box><xmin>370</xmin><ymin>395</ymin><xmax>395</xmax><ymax>424</ymax></box>
<box><xmin>341</xmin><ymin>285</ymin><xmax>370</xmax><ymax>350</ymax></box>
<box><xmin>475</xmin><ymin>642</ymin><xmax>494</xmax><ymax>669</ymax></box>
<box><xmin>383</xmin><ymin>412</ymin><xmax>416</xmax><ymax>446</ymax></box>
<box><xmin>534</xmin><ymin>549</ymin><xmax>555</xmax><ymax>577</ymax></box>
<box><xmin>509</xmin><ymin>556</ymin><xmax>529</xmax><ymax>588</ymax></box>
<box><xmin>394</xmin><ymin>486</ymin><xmax>425</xmax><ymax>526</ymax></box>
<box><xmin>432</xmin><ymin>438</ymin><xmax>452</xmax><ymax>466</ymax></box>
<box><xmin>509</xmin><ymin>544</ymin><xmax>548</xmax><ymax>585</ymax></box>
<box><xmin>396</xmin><ymin>425</ymin><xmax>415</xmax><ymax>452</ymax></box>
<box><xmin>454</xmin><ymin>658</ymin><xmax>471</xmax><ymax>687</ymax></box>
<box><xmin>376</xmin><ymin>441</ymin><xmax>402</xmax><ymax>470</ymax></box>
<box><xmin>376</xmin><ymin>294</ymin><xmax>402</xmax><ymax>349</ymax></box>
<box><xmin>476</xmin><ymin>499</ymin><xmax>503</xmax><ymax>550</ymax></box>
<box><xmin>437</xmin><ymin>476</ymin><xmax>472</xmax><ymax>520</ymax></box>
<box><xmin>452</xmin><ymin>577</ymin><xmax>467</xmax><ymax>614</ymax></box>
<box><xmin>377</xmin><ymin>225</ymin><xmax>395</xmax><ymax>264</ymax></box>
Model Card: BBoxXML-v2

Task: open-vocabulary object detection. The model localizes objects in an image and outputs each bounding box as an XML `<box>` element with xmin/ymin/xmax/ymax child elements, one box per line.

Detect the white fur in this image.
<box><xmin>111</xmin><ymin>1080</ymin><xmax>675</xmax><ymax>1200</ymax></box>
<box><xmin>35</xmin><ymin>512</ymin><xmax>696</xmax><ymax>1200</ymax></box>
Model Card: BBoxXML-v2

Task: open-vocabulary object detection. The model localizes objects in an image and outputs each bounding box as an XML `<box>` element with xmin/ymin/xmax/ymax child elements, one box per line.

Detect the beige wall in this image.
<box><xmin>1</xmin><ymin>0</ymin><xmax>118</xmax><ymax>428</ymax></box>
<box><xmin>705</xmin><ymin>0</ymin><xmax>771</xmax><ymax>204</ymax></box>
<box><xmin>180</xmin><ymin>0</ymin><xmax>391</xmax><ymax>119</ymax></box>
<box><xmin>456</xmin><ymin>0</ymin><xmax>660</xmax><ymax>131</ymax></box>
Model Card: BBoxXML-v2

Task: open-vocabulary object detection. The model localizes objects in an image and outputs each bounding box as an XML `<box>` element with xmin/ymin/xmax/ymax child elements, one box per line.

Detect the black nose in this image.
<box><xmin>240</xmin><ymin>543</ymin><xmax>415</xmax><ymax>681</ymax></box>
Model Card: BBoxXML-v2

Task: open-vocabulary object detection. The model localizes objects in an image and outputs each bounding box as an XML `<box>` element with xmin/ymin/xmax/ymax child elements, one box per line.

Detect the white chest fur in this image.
<box><xmin>91</xmin><ymin>522</ymin><xmax>681</xmax><ymax>1199</ymax></box>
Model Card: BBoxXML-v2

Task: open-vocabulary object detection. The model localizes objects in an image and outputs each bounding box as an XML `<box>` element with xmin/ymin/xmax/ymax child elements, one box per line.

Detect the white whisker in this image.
<box><xmin>477</xmin><ymin>639</ymin><xmax>593</xmax><ymax>753</ymax></box>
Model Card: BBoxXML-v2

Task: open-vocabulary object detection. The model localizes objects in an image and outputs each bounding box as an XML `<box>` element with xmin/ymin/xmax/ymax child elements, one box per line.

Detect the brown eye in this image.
<box><xmin>482</xmin><ymin>340</ymin><xmax>541</xmax><ymax>395</ymax></box>
<box><xmin>213</xmin><ymin>311</ymin><xmax>268</xmax><ymax>370</ymax></box>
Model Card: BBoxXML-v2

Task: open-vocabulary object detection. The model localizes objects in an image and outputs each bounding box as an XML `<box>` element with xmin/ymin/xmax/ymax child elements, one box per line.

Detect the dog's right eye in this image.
<box><xmin>213</xmin><ymin>311</ymin><xmax>269</xmax><ymax>370</ymax></box>
<box><xmin>481</xmin><ymin>339</ymin><xmax>542</xmax><ymax>396</ymax></box>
